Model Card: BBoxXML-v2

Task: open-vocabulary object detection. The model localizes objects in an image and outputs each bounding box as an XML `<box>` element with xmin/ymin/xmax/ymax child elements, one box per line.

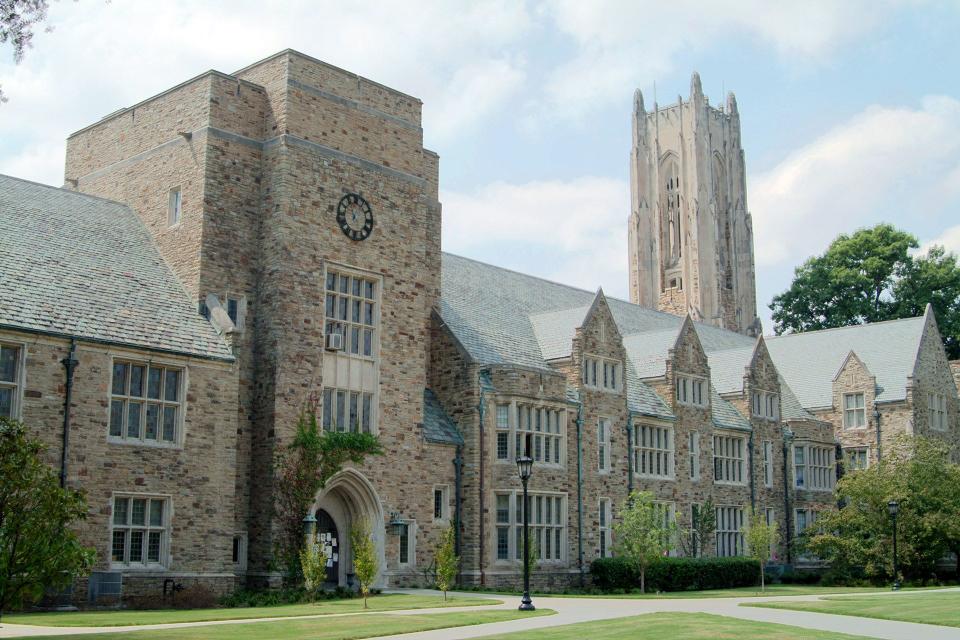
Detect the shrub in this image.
<box><xmin>591</xmin><ymin>556</ymin><xmax>759</xmax><ymax>592</ymax></box>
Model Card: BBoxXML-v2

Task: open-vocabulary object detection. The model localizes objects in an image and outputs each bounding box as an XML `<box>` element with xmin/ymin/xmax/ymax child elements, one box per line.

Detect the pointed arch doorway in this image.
<box><xmin>309</xmin><ymin>468</ymin><xmax>386</xmax><ymax>588</ymax></box>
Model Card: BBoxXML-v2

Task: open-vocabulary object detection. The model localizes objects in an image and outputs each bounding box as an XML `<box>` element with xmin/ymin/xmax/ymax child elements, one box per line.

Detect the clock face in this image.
<box><xmin>336</xmin><ymin>193</ymin><xmax>374</xmax><ymax>241</ymax></box>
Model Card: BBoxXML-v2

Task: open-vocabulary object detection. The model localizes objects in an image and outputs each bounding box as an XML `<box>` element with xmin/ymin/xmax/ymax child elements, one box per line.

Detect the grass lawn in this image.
<box><xmin>745</xmin><ymin>590</ymin><xmax>960</xmax><ymax>627</ymax></box>
<box><xmin>21</xmin><ymin>609</ymin><xmax>551</xmax><ymax>640</ymax></box>
<box><xmin>3</xmin><ymin>594</ymin><xmax>498</xmax><ymax>627</ymax></box>
<box><xmin>476</xmin><ymin>612</ymin><xmax>870</xmax><ymax>639</ymax></box>
<box><xmin>535</xmin><ymin>584</ymin><xmax>914</xmax><ymax>599</ymax></box>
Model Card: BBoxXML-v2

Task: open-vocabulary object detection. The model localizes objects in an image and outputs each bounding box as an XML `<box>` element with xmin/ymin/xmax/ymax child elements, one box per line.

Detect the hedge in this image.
<box><xmin>591</xmin><ymin>556</ymin><xmax>760</xmax><ymax>592</ymax></box>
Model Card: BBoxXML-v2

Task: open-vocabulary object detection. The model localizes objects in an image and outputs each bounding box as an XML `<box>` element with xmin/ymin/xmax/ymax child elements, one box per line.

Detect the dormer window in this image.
<box><xmin>675</xmin><ymin>375</ymin><xmax>707</xmax><ymax>407</ymax></box>
<box><xmin>583</xmin><ymin>356</ymin><xmax>621</xmax><ymax>392</ymax></box>
<box><xmin>751</xmin><ymin>391</ymin><xmax>779</xmax><ymax>421</ymax></box>
<box><xmin>842</xmin><ymin>393</ymin><xmax>865</xmax><ymax>429</ymax></box>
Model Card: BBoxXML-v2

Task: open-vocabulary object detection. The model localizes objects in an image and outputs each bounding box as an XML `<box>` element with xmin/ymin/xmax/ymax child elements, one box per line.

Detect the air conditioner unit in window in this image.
<box><xmin>325</xmin><ymin>332</ymin><xmax>344</xmax><ymax>351</ymax></box>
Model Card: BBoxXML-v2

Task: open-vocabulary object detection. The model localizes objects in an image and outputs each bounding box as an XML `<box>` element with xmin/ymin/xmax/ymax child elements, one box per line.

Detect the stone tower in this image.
<box><xmin>628</xmin><ymin>72</ymin><xmax>760</xmax><ymax>336</ymax></box>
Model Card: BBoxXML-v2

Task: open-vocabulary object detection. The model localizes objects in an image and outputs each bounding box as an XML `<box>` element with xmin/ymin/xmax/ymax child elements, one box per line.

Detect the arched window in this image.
<box><xmin>713</xmin><ymin>154</ymin><xmax>733</xmax><ymax>289</ymax></box>
<box><xmin>660</xmin><ymin>157</ymin><xmax>681</xmax><ymax>266</ymax></box>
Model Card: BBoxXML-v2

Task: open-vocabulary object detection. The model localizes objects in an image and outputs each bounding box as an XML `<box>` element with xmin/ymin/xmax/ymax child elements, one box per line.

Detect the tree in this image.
<box><xmin>0</xmin><ymin>418</ymin><xmax>96</xmax><ymax>619</ymax></box>
<box><xmin>613</xmin><ymin>491</ymin><xmax>677</xmax><ymax>593</ymax></box>
<box><xmin>0</xmin><ymin>1</ymin><xmax>50</xmax><ymax>103</ymax></box>
<box><xmin>273</xmin><ymin>405</ymin><xmax>382</xmax><ymax>580</ymax></box>
<box><xmin>771</xmin><ymin>224</ymin><xmax>960</xmax><ymax>358</ymax></box>
<box><xmin>743</xmin><ymin>512</ymin><xmax>779</xmax><ymax>592</ymax></box>
<box><xmin>350</xmin><ymin>518</ymin><xmax>378</xmax><ymax>609</ymax></box>
<box><xmin>299</xmin><ymin>533</ymin><xmax>331</xmax><ymax>597</ymax></box>
<box><xmin>805</xmin><ymin>436</ymin><xmax>960</xmax><ymax>582</ymax></box>
<box><xmin>434</xmin><ymin>524</ymin><xmax>458</xmax><ymax>601</ymax></box>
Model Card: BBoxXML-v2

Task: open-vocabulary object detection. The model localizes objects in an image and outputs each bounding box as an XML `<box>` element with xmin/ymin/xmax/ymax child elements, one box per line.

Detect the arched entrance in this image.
<box><xmin>309</xmin><ymin>469</ymin><xmax>385</xmax><ymax>588</ymax></box>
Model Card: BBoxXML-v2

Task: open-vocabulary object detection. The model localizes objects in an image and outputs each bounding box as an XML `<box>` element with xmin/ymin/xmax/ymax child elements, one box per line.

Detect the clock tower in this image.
<box><xmin>627</xmin><ymin>73</ymin><xmax>760</xmax><ymax>336</ymax></box>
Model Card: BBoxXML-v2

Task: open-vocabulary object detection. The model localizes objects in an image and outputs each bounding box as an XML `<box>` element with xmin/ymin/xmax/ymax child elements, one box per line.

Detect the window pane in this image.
<box><xmin>496</xmin><ymin>494</ymin><xmax>509</xmax><ymax>523</ymax></box>
<box><xmin>336</xmin><ymin>391</ymin><xmax>346</xmax><ymax>431</ymax></box>
<box><xmin>162</xmin><ymin>406</ymin><xmax>177</xmax><ymax>441</ymax></box>
<box><xmin>112</xmin><ymin>362</ymin><xmax>128</xmax><ymax>395</ymax></box>
<box><xmin>127</xmin><ymin>401</ymin><xmax>142</xmax><ymax>438</ymax></box>
<box><xmin>145</xmin><ymin>403</ymin><xmax>159</xmax><ymax>440</ymax></box>
<box><xmin>326</xmin><ymin>272</ymin><xmax>337</xmax><ymax>291</ymax></box>
<box><xmin>322</xmin><ymin>389</ymin><xmax>333</xmax><ymax>430</ymax></box>
<box><xmin>352</xmin><ymin>278</ymin><xmax>361</xmax><ymax>297</ymax></box>
<box><xmin>0</xmin><ymin>388</ymin><xmax>10</xmax><ymax>418</ymax></box>
<box><xmin>150</xmin><ymin>500</ymin><xmax>164</xmax><ymax>526</ymax></box>
<box><xmin>363</xmin><ymin>329</ymin><xmax>373</xmax><ymax>356</ymax></box>
<box><xmin>325</xmin><ymin>293</ymin><xmax>336</xmax><ymax>318</ymax></box>
<box><xmin>130</xmin><ymin>530</ymin><xmax>144</xmax><ymax>563</ymax></box>
<box><xmin>147</xmin><ymin>531</ymin><xmax>162</xmax><ymax>563</ymax></box>
<box><xmin>362</xmin><ymin>394</ymin><xmax>372</xmax><ymax>433</ymax></box>
<box><xmin>112</xmin><ymin>530</ymin><xmax>126</xmax><ymax>562</ymax></box>
<box><xmin>147</xmin><ymin>367</ymin><xmax>162</xmax><ymax>399</ymax></box>
<box><xmin>131</xmin><ymin>499</ymin><xmax>146</xmax><ymax>526</ymax></box>
<box><xmin>164</xmin><ymin>370</ymin><xmax>179</xmax><ymax>402</ymax></box>
<box><xmin>114</xmin><ymin>497</ymin><xmax>128</xmax><ymax>525</ymax></box>
<box><xmin>0</xmin><ymin>346</ymin><xmax>17</xmax><ymax>383</ymax></box>
<box><xmin>349</xmin><ymin>392</ymin><xmax>359</xmax><ymax>432</ymax></box>
<box><xmin>108</xmin><ymin>400</ymin><xmax>124</xmax><ymax>436</ymax></box>
<box><xmin>352</xmin><ymin>299</ymin><xmax>361</xmax><ymax>323</ymax></box>
<box><xmin>351</xmin><ymin>327</ymin><xmax>360</xmax><ymax>354</ymax></box>
<box><xmin>129</xmin><ymin>365</ymin><xmax>144</xmax><ymax>398</ymax></box>
<box><xmin>340</xmin><ymin>275</ymin><xmax>349</xmax><ymax>294</ymax></box>
<box><xmin>364</xmin><ymin>281</ymin><xmax>374</xmax><ymax>300</ymax></box>
<box><xmin>364</xmin><ymin>302</ymin><xmax>374</xmax><ymax>326</ymax></box>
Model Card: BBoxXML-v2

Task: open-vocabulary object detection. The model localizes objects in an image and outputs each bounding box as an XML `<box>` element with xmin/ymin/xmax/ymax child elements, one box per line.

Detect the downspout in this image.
<box><xmin>453</xmin><ymin>445</ymin><xmax>463</xmax><ymax>569</ymax></box>
<box><xmin>575</xmin><ymin>401</ymin><xmax>584</xmax><ymax>587</ymax></box>
<box><xmin>626</xmin><ymin>413</ymin><xmax>634</xmax><ymax>494</ymax></box>
<box><xmin>782</xmin><ymin>430</ymin><xmax>793</xmax><ymax>565</ymax></box>
<box><xmin>748</xmin><ymin>432</ymin><xmax>756</xmax><ymax>512</ymax></box>
<box><xmin>477</xmin><ymin>372</ymin><xmax>486</xmax><ymax>586</ymax></box>
<box><xmin>874</xmin><ymin>406</ymin><xmax>882</xmax><ymax>461</ymax></box>
<box><xmin>60</xmin><ymin>339</ymin><xmax>79</xmax><ymax>488</ymax></box>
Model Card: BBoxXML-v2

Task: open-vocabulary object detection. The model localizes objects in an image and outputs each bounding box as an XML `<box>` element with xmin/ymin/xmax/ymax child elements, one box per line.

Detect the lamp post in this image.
<box><xmin>888</xmin><ymin>500</ymin><xmax>900</xmax><ymax>591</ymax></box>
<box><xmin>516</xmin><ymin>454</ymin><xmax>535</xmax><ymax>611</ymax></box>
<box><xmin>303</xmin><ymin>513</ymin><xmax>317</xmax><ymax>549</ymax></box>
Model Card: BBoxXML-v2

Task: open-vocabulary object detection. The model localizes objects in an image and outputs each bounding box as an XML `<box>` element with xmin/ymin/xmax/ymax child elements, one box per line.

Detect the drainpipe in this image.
<box><xmin>874</xmin><ymin>406</ymin><xmax>882</xmax><ymax>462</ymax></box>
<box><xmin>748</xmin><ymin>432</ymin><xmax>756</xmax><ymax>513</ymax></box>
<box><xmin>453</xmin><ymin>445</ymin><xmax>463</xmax><ymax>565</ymax></box>
<box><xmin>477</xmin><ymin>372</ymin><xmax>486</xmax><ymax>586</ymax></box>
<box><xmin>626</xmin><ymin>413</ymin><xmax>634</xmax><ymax>494</ymax></box>
<box><xmin>782</xmin><ymin>427</ymin><xmax>794</xmax><ymax>565</ymax></box>
<box><xmin>60</xmin><ymin>339</ymin><xmax>79</xmax><ymax>488</ymax></box>
<box><xmin>575</xmin><ymin>401</ymin><xmax>584</xmax><ymax>587</ymax></box>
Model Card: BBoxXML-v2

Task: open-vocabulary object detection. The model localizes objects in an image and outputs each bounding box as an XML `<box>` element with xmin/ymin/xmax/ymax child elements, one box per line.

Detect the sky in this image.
<box><xmin>2</xmin><ymin>0</ymin><xmax>959</xmax><ymax>335</ymax></box>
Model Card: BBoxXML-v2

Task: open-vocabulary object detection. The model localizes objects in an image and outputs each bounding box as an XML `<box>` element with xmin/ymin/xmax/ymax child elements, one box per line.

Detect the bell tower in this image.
<box><xmin>628</xmin><ymin>72</ymin><xmax>760</xmax><ymax>336</ymax></box>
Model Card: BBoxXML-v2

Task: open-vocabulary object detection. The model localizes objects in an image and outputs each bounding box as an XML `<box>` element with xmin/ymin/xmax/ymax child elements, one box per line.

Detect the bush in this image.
<box><xmin>220</xmin><ymin>586</ymin><xmax>357</xmax><ymax>608</ymax></box>
<box><xmin>591</xmin><ymin>557</ymin><xmax>759</xmax><ymax>592</ymax></box>
<box><xmin>778</xmin><ymin>568</ymin><xmax>824</xmax><ymax>585</ymax></box>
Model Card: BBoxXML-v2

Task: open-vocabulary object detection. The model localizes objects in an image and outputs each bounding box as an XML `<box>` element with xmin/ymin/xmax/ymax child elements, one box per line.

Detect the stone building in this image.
<box><xmin>627</xmin><ymin>73</ymin><xmax>760</xmax><ymax>336</ymax></box>
<box><xmin>0</xmin><ymin>51</ymin><xmax>956</xmax><ymax>601</ymax></box>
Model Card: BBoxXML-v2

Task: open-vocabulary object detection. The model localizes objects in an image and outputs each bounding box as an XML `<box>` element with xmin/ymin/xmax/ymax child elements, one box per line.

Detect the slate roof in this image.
<box><xmin>707</xmin><ymin>345</ymin><xmax>756</xmax><ymax>395</ymax></box>
<box><xmin>765</xmin><ymin>317</ymin><xmax>926</xmax><ymax>408</ymax></box>
<box><xmin>0</xmin><ymin>175</ymin><xmax>234</xmax><ymax>361</ymax></box>
<box><xmin>422</xmin><ymin>389</ymin><xmax>463</xmax><ymax>446</ymax></box>
<box><xmin>711</xmin><ymin>388</ymin><xmax>751</xmax><ymax>431</ymax></box>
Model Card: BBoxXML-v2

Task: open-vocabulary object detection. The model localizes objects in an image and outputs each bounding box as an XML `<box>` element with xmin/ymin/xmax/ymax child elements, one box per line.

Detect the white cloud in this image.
<box><xmin>537</xmin><ymin>0</ymin><xmax>901</xmax><ymax>120</ymax></box>
<box><xmin>442</xmin><ymin>176</ymin><xmax>630</xmax><ymax>297</ymax></box>
<box><xmin>0</xmin><ymin>0</ymin><xmax>532</xmax><ymax>184</ymax></box>
<box><xmin>750</xmin><ymin>95</ymin><xmax>960</xmax><ymax>268</ymax></box>
<box><xmin>921</xmin><ymin>224</ymin><xmax>960</xmax><ymax>256</ymax></box>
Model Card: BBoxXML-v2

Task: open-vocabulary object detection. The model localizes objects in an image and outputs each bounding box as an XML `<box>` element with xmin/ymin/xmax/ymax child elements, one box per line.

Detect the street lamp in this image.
<box><xmin>887</xmin><ymin>500</ymin><xmax>900</xmax><ymax>591</ymax></box>
<box><xmin>303</xmin><ymin>513</ymin><xmax>317</xmax><ymax>549</ymax></box>
<box><xmin>516</xmin><ymin>454</ymin><xmax>535</xmax><ymax>611</ymax></box>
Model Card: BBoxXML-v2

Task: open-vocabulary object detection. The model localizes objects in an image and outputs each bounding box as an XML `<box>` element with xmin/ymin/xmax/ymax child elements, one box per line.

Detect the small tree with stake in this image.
<box><xmin>0</xmin><ymin>418</ymin><xmax>96</xmax><ymax>620</ymax></box>
<box><xmin>434</xmin><ymin>524</ymin><xmax>458</xmax><ymax>601</ymax></box>
<box><xmin>613</xmin><ymin>490</ymin><xmax>677</xmax><ymax>593</ymax></box>
<box><xmin>743</xmin><ymin>511</ymin><xmax>779</xmax><ymax>592</ymax></box>
<box><xmin>350</xmin><ymin>518</ymin><xmax>378</xmax><ymax>609</ymax></box>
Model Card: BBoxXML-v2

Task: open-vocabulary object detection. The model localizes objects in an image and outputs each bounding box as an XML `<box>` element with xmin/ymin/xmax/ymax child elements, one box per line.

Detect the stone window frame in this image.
<box><xmin>715</xmin><ymin>504</ymin><xmax>745</xmax><ymax>557</ymax></box>
<box><xmin>598</xmin><ymin>497</ymin><xmax>613</xmax><ymax>558</ymax></box>
<box><xmin>675</xmin><ymin>374</ymin><xmax>708</xmax><ymax>408</ymax></box>
<box><xmin>762</xmin><ymin>440</ymin><xmax>774</xmax><ymax>488</ymax></box>
<box><xmin>633</xmin><ymin>422</ymin><xmax>675</xmax><ymax>480</ymax></box>
<box><xmin>107</xmin><ymin>356</ymin><xmax>186</xmax><ymax>448</ymax></box>
<box><xmin>0</xmin><ymin>340</ymin><xmax>26</xmax><ymax>420</ymax></box>
<box><xmin>843</xmin><ymin>446</ymin><xmax>870</xmax><ymax>471</ymax></box>
<box><xmin>322</xmin><ymin>387</ymin><xmax>375</xmax><ymax>434</ymax></box>
<box><xmin>432</xmin><ymin>485</ymin><xmax>450</xmax><ymax>523</ymax></box>
<box><xmin>493</xmin><ymin>490</ymin><xmax>567</xmax><ymax>565</ymax></box>
<box><xmin>397</xmin><ymin>519</ymin><xmax>417</xmax><ymax>568</ymax></box>
<box><xmin>928</xmin><ymin>392</ymin><xmax>948</xmax><ymax>431</ymax></box>
<box><xmin>167</xmin><ymin>186</ymin><xmax>182</xmax><ymax>227</ymax></box>
<box><xmin>109</xmin><ymin>493</ymin><xmax>172</xmax><ymax>571</ymax></box>
<box><xmin>232</xmin><ymin>532</ymin><xmax>248</xmax><ymax>572</ymax></box>
<box><xmin>493</xmin><ymin>399</ymin><xmax>566</xmax><ymax>469</ymax></box>
<box><xmin>793</xmin><ymin>442</ymin><xmax>834</xmax><ymax>492</ymax></box>
<box><xmin>583</xmin><ymin>355</ymin><xmax>622</xmax><ymax>393</ymax></box>
<box><xmin>323</xmin><ymin>266</ymin><xmax>380</xmax><ymax>360</ymax></box>
<box><xmin>597</xmin><ymin>416</ymin><xmax>611</xmax><ymax>473</ymax></box>
<box><xmin>654</xmin><ymin>500</ymin><xmax>678</xmax><ymax>553</ymax></box>
<box><xmin>688</xmin><ymin>431</ymin><xmax>701</xmax><ymax>481</ymax></box>
<box><xmin>842</xmin><ymin>392</ymin><xmax>866</xmax><ymax>429</ymax></box>
<box><xmin>712</xmin><ymin>433</ymin><xmax>746</xmax><ymax>485</ymax></box>
<box><xmin>751</xmin><ymin>390</ymin><xmax>779</xmax><ymax>421</ymax></box>
<box><xmin>794</xmin><ymin>507</ymin><xmax>818</xmax><ymax>536</ymax></box>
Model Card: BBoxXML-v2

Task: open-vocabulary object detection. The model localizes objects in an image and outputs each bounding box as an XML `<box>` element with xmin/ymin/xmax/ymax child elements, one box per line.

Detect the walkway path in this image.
<box><xmin>1</xmin><ymin>587</ymin><xmax>958</xmax><ymax>639</ymax></box>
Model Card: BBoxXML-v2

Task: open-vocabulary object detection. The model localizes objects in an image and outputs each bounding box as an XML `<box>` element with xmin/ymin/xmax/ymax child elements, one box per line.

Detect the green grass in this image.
<box><xmin>3</xmin><ymin>594</ymin><xmax>499</xmax><ymax>627</ymax></box>
<box><xmin>23</xmin><ymin>609</ymin><xmax>552</xmax><ymax>640</ymax></box>
<box><xmin>536</xmin><ymin>584</ymin><xmax>912</xmax><ymax>599</ymax></box>
<box><xmin>476</xmin><ymin>612</ymin><xmax>870</xmax><ymax>639</ymax></box>
<box><xmin>746</xmin><ymin>590</ymin><xmax>960</xmax><ymax>627</ymax></box>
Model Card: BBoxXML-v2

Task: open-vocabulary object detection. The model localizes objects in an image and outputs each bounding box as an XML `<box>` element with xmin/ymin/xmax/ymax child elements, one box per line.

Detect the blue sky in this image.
<box><xmin>2</xmin><ymin>1</ymin><xmax>959</xmax><ymax>334</ymax></box>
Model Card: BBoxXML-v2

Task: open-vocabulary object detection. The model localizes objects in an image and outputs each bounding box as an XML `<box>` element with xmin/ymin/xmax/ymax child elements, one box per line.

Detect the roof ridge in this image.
<box><xmin>0</xmin><ymin>173</ymin><xmax>130</xmax><ymax>208</ymax></box>
<box><xmin>766</xmin><ymin>315</ymin><xmax>925</xmax><ymax>341</ymax></box>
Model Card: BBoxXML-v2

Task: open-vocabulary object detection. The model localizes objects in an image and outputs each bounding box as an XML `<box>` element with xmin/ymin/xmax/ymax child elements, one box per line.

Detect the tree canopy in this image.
<box><xmin>613</xmin><ymin>491</ymin><xmax>677</xmax><ymax>593</ymax></box>
<box><xmin>770</xmin><ymin>224</ymin><xmax>960</xmax><ymax>358</ymax></box>
<box><xmin>0</xmin><ymin>1</ymin><xmax>50</xmax><ymax>103</ymax></box>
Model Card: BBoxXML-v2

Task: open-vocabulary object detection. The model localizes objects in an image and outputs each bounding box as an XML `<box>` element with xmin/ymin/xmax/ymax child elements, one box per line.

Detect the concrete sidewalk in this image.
<box><xmin>1</xmin><ymin>588</ymin><xmax>959</xmax><ymax>639</ymax></box>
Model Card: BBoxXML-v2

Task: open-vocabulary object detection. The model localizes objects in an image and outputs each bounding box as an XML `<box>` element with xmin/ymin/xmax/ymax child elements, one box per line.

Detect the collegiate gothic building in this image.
<box><xmin>0</xmin><ymin>51</ymin><xmax>957</xmax><ymax>601</ymax></box>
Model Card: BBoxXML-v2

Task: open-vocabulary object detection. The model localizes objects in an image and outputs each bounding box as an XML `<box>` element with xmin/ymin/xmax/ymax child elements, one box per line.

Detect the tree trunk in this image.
<box><xmin>640</xmin><ymin>567</ymin><xmax>646</xmax><ymax>594</ymax></box>
<box><xmin>444</xmin><ymin>589</ymin><xmax>448</xmax><ymax>602</ymax></box>
<box><xmin>760</xmin><ymin>561</ymin><xmax>765</xmax><ymax>592</ymax></box>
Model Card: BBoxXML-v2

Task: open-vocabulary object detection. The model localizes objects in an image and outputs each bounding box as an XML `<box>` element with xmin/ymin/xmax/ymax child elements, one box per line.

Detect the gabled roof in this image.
<box><xmin>766</xmin><ymin>317</ymin><xmax>926</xmax><ymax>407</ymax></box>
<box><xmin>0</xmin><ymin>174</ymin><xmax>234</xmax><ymax>361</ymax></box>
<box><xmin>422</xmin><ymin>389</ymin><xmax>463</xmax><ymax>446</ymax></box>
<box><xmin>707</xmin><ymin>345</ymin><xmax>755</xmax><ymax>394</ymax></box>
<box><xmin>711</xmin><ymin>388</ymin><xmax>751</xmax><ymax>432</ymax></box>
